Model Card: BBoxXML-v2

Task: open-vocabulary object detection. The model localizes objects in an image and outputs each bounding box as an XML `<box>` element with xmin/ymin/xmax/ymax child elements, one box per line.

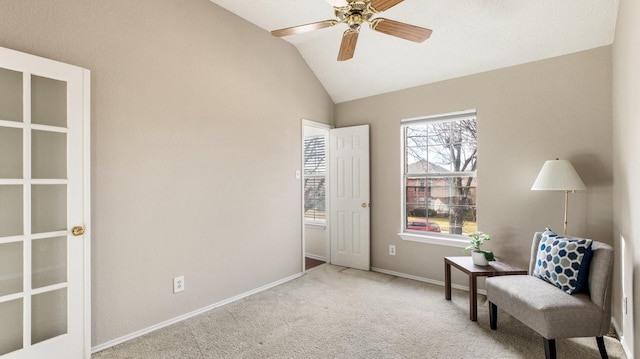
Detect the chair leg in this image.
<box><xmin>489</xmin><ymin>301</ymin><xmax>497</xmax><ymax>330</ymax></box>
<box><xmin>543</xmin><ymin>338</ymin><xmax>556</xmax><ymax>359</ymax></box>
<box><xmin>596</xmin><ymin>336</ymin><xmax>609</xmax><ymax>359</ymax></box>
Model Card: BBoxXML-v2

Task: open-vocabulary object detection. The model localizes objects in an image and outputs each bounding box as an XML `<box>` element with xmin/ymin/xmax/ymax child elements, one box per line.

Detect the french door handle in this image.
<box><xmin>72</xmin><ymin>226</ymin><xmax>85</xmax><ymax>236</ymax></box>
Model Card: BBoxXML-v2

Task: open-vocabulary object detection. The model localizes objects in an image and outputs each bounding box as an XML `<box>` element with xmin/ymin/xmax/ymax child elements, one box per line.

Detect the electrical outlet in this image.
<box><xmin>389</xmin><ymin>245</ymin><xmax>396</xmax><ymax>256</ymax></box>
<box><xmin>173</xmin><ymin>276</ymin><xmax>185</xmax><ymax>293</ymax></box>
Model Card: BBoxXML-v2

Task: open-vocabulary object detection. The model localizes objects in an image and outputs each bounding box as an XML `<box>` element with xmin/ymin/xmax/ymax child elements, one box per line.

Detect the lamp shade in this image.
<box><xmin>531</xmin><ymin>159</ymin><xmax>586</xmax><ymax>191</ymax></box>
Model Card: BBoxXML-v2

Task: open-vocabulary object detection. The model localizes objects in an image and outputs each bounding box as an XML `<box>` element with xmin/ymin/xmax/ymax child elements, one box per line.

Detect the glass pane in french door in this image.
<box><xmin>0</xmin><ymin>67</ymin><xmax>23</xmax><ymax>122</ymax></box>
<box><xmin>31</xmin><ymin>75</ymin><xmax>67</xmax><ymax>127</ymax></box>
<box><xmin>0</xmin><ymin>298</ymin><xmax>23</xmax><ymax>355</ymax></box>
<box><xmin>0</xmin><ymin>126</ymin><xmax>22</xmax><ymax>178</ymax></box>
<box><xmin>32</xmin><ymin>236</ymin><xmax>67</xmax><ymax>289</ymax></box>
<box><xmin>0</xmin><ymin>241</ymin><xmax>23</xmax><ymax>296</ymax></box>
<box><xmin>32</xmin><ymin>130</ymin><xmax>66</xmax><ymax>179</ymax></box>
<box><xmin>32</xmin><ymin>288</ymin><xmax>67</xmax><ymax>345</ymax></box>
<box><xmin>32</xmin><ymin>184</ymin><xmax>67</xmax><ymax>234</ymax></box>
<box><xmin>0</xmin><ymin>185</ymin><xmax>23</xmax><ymax>237</ymax></box>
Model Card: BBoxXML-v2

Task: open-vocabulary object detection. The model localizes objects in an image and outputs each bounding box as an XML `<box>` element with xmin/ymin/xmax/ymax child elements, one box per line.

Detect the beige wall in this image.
<box><xmin>0</xmin><ymin>0</ymin><xmax>334</xmax><ymax>346</ymax></box>
<box><xmin>304</xmin><ymin>227</ymin><xmax>327</xmax><ymax>260</ymax></box>
<box><xmin>612</xmin><ymin>0</ymin><xmax>640</xmax><ymax>356</ymax></box>
<box><xmin>335</xmin><ymin>46</ymin><xmax>612</xmax><ymax>288</ymax></box>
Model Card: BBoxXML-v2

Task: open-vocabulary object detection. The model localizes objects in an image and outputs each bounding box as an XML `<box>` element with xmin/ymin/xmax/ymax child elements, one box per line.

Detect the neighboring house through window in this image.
<box><xmin>401</xmin><ymin>110</ymin><xmax>478</xmax><ymax>242</ymax></box>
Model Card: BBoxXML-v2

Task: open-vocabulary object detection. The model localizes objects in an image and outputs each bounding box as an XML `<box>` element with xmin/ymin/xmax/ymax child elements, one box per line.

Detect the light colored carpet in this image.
<box><xmin>92</xmin><ymin>264</ymin><xmax>627</xmax><ymax>358</ymax></box>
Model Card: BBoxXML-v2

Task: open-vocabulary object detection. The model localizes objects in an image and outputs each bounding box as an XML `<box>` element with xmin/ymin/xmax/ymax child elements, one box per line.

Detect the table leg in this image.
<box><xmin>469</xmin><ymin>274</ymin><xmax>478</xmax><ymax>321</ymax></box>
<box><xmin>445</xmin><ymin>261</ymin><xmax>451</xmax><ymax>300</ymax></box>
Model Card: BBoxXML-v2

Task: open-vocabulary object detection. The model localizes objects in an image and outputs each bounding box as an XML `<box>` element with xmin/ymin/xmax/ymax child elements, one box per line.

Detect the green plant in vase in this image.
<box><xmin>463</xmin><ymin>231</ymin><xmax>495</xmax><ymax>265</ymax></box>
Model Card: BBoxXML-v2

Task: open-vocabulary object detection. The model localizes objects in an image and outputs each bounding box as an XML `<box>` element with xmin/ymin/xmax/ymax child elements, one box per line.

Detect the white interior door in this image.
<box><xmin>329</xmin><ymin>125</ymin><xmax>370</xmax><ymax>270</ymax></box>
<box><xmin>0</xmin><ymin>47</ymin><xmax>90</xmax><ymax>358</ymax></box>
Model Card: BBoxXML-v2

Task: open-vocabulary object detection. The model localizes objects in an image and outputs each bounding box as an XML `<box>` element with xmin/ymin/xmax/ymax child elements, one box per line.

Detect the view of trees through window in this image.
<box><xmin>403</xmin><ymin>112</ymin><xmax>477</xmax><ymax>236</ymax></box>
<box><xmin>303</xmin><ymin>135</ymin><xmax>326</xmax><ymax>222</ymax></box>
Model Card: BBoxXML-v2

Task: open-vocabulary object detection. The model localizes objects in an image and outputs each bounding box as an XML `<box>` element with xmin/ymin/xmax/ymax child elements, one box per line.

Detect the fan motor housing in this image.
<box><xmin>335</xmin><ymin>0</ymin><xmax>374</xmax><ymax>28</ymax></box>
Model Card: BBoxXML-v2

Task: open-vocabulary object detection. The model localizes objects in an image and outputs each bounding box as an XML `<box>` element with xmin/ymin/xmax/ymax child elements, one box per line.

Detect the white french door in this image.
<box><xmin>0</xmin><ymin>47</ymin><xmax>90</xmax><ymax>358</ymax></box>
<box><xmin>329</xmin><ymin>125</ymin><xmax>370</xmax><ymax>271</ymax></box>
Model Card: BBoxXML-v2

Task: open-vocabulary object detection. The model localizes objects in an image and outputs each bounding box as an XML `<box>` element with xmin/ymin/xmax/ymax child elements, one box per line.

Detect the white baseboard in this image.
<box><xmin>91</xmin><ymin>271</ymin><xmax>304</xmax><ymax>354</ymax></box>
<box><xmin>371</xmin><ymin>267</ymin><xmax>487</xmax><ymax>295</ymax></box>
<box><xmin>612</xmin><ymin>318</ymin><xmax>634</xmax><ymax>359</ymax></box>
<box><xmin>619</xmin><ymin>336</ymin><xmax>634</xmax><ymax>359</ymax></box>
<box><xmin>304</xmin><ymin>253</ymin><xmax>327</xmax><ymax>261</ymax></box>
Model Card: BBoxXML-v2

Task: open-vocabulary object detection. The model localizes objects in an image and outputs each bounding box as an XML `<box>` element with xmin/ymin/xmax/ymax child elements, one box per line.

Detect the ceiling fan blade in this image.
<box><xmin>325</xmin><ymin>0</ymin><xmax>349</xmax><ymax>7</ymax></box>
<box><xmin>370</xmin><ymin>0</ymin><xmax>404</xmax><ymax>12</ymax></box>
<box><xmin>271</xmin><ymin>20</ymin><xmax>338</xmax><ymax>37</ymax></box>
<box><xmin>370</xmin><ymin>18</ymin><xmax>432</xmax><ymax>43</ymax></box>
<box><xmin>337</xmin><ymin>29</ymin><xmax>359</xmax><ymax>61</ymax></box>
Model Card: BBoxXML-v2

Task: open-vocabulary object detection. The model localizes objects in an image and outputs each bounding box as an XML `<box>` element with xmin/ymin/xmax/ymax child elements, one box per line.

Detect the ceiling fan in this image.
<box><xmin>271</xmin><ymin>0</ymin><xmax>432</xmax><ymax>61</ymax></box>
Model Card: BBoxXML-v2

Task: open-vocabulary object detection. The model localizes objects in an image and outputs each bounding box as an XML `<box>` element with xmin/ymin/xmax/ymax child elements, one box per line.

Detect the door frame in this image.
<box><xmin>301</xmin><ymin>120</ymin><xmax>332</xmax><ymax>272</ymax></box>
<box><xmin>301</xmin><ymin>121</ymin><xmax>371</xmax><ymax>272</ymax></box>
<box><xmin>0</xmin><ymin>46</ymin><xmax>92</xmax><ymax>358</ymax></box>
<box><xmin>80</xmin><ymin>67</ymin><xmax>91</xmax><ymax>359</ymax></box>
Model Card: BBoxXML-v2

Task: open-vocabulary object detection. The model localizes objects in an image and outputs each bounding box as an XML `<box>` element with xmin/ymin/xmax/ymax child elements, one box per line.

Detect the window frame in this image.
<box><xmin>398</xmin><ymin>109</ymin><xmax>478</xmax><ymax>248</ymax></box>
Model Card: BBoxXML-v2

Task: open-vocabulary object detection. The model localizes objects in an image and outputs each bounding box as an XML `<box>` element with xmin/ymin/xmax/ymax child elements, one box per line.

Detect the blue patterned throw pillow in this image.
<box><xmin>533</xmin><ymin>229</ymin><xmax>593</xmax><ymax>294</ymax></box>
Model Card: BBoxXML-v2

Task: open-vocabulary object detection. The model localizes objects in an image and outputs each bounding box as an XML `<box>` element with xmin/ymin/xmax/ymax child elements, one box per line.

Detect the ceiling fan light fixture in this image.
<box><xmin>347</xmin><ymin>14</ymin><xmax>365</xmax><ymax>30</ymax></box>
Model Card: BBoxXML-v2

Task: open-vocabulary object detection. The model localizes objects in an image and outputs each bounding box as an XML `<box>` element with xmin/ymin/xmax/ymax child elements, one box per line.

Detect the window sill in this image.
<box><xmin>397</xmin><ymin>232</ymin><xmax>468</xmax><ymax>248</ymax></box>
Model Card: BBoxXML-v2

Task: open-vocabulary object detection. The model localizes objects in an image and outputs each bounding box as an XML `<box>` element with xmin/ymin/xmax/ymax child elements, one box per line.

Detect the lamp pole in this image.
<box><xmin>563</xmin><ymin>190</ymin><xmax>571</xmax><ymax>236</ymax></box>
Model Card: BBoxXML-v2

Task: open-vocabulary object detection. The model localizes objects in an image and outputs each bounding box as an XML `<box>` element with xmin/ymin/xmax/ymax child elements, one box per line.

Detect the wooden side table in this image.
<box><xmin>444</xmin><ymin>256</ymin><xmax>527</xmax><ymax>321</ymax></box>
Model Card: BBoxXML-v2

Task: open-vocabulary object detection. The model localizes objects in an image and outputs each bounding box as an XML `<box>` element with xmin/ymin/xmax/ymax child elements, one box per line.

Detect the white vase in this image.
<box><xmin>472</xmin><ymin>251</ymin><xmax>489</xmax><ymax>266</ymax></box>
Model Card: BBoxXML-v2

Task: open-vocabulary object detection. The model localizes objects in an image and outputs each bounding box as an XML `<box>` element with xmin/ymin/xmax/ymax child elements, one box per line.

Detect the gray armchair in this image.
<box><xmin>486</xmin><ymin>232</ymin><xmax>614</xmax><ymax>359</ymax></box>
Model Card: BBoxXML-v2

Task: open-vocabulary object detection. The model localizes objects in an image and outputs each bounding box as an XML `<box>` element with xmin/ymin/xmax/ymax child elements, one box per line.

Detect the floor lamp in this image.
<box><xmin>531</xmin><ymin>159</ymin><xmax>586</xmax><ymax>236</ymax></box>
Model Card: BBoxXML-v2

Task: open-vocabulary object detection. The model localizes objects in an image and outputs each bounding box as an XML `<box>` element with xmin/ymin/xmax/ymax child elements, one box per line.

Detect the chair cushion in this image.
<box><xmin>532</xmin><ymin>229</ymin><xmax>593</xmax><ymax>294</ymax></box>
<box><xmin>486</xmin><ymin>275</ymin><xmax>603</xmax><ymax>339</ymax></box>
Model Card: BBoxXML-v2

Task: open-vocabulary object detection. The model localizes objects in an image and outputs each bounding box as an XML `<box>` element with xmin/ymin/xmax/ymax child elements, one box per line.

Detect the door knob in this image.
<box><xmin>361</xmin><ymin>202</ymin><xmax>370</xmax><ymax>208</ymax></box>
<box><xmin>72</xmin><ymin>226</ymin><xmax>85</xmax><ymax>236</ymax></box>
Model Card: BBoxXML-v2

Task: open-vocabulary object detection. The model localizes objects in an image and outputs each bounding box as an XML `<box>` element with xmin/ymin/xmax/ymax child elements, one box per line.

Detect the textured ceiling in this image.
<box><xmin>210</xmin><ymin>0</ymin><xmax>618</xmax><ymax>103</ymax></box>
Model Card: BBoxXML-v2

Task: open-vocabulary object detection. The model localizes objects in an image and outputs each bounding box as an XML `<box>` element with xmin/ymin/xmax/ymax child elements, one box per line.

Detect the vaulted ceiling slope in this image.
<box><xmin>210</xmin><ymin>0</ymin><xmax>618</xmax><ymax>103</ymax></box>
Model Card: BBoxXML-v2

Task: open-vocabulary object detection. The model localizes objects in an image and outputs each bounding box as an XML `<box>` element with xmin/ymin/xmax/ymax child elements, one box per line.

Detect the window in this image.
<box><xmin>303</xmin><ymin>135</ymin><xmax>326</xmax><ymax>224</ymax></box>
<box><xmin>401</xmin><ymin>110</ymin><xmax>477</xmax><ymax>241</ymax></box>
